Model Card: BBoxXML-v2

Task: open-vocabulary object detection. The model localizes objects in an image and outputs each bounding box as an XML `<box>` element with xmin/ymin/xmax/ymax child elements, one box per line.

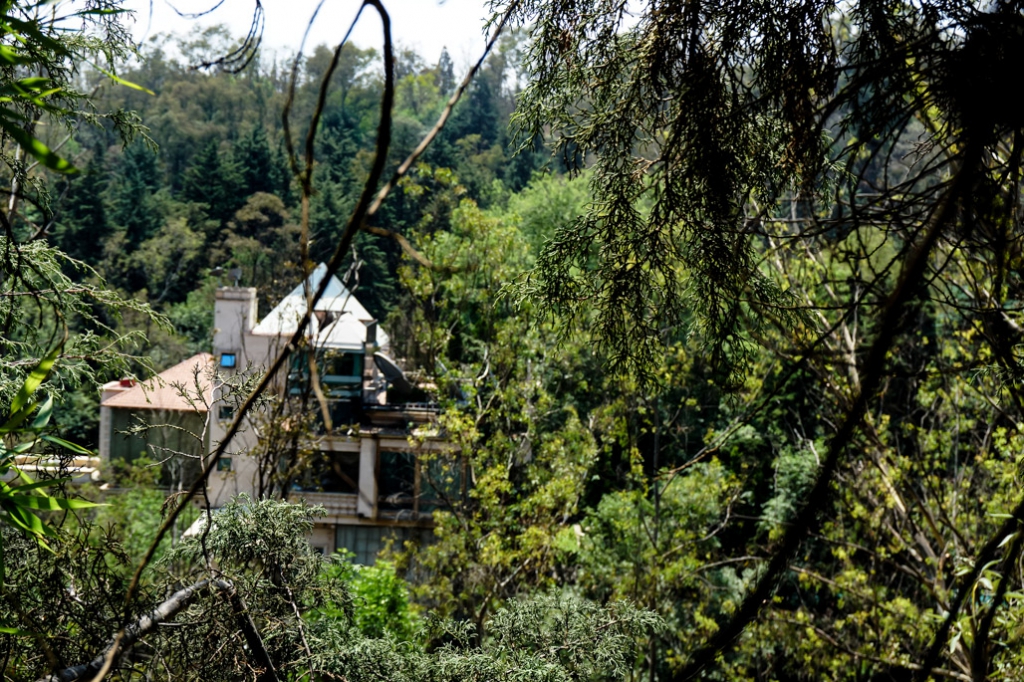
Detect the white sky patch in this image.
<box><xmin>122</xmin><ymin>0</ymin><xmax>493</xmax><ymax>70</ymax></box>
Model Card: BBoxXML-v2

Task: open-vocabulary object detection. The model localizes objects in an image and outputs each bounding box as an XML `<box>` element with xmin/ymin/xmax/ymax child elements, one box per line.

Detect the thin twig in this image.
<box><xmin>676</xmin><ymin>141</ymin><xmax>982</xmax><ymax>681</ymax></box>
<box><xmin>94</xmin><ymin>5</ymin><xmax>394</xmax><ymax>681</ymax></box>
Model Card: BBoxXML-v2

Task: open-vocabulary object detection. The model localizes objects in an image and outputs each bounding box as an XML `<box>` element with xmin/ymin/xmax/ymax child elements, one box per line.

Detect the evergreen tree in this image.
<box><xmin>436</xmin><ymin>47</ymin><xmax>456</xmax><ymax>96</ymax></box>
<box><xmin>233</xmin><ymin>126</ymin><xmax>282</xmax><ymax>197</ymax></box>
<box><xmin>51</xmin><ymin>148</ymin><xmax>110</xmax><ymax>266</ymax></box>
<box><xmin>316</xmin><ymin>121</ymin><xmax>361</xmax><ymax>190</ymax></box>
<box><xmin>181</xmin><ymin>140</ymin><xmax>245</xmax><ymax>225</ymax></box>
<box><xmin>452</xmin><ymin>77</ymin><xmax>501</xmax><ymax>147</ymax></box>
<box><xmin>108</xmin><ymin>142</ymin><xmax>162</xmax><ymax>249</ymax></box>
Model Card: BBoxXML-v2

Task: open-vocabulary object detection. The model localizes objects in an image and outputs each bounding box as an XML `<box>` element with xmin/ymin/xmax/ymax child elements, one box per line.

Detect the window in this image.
<box><xmin>378</xmin><ymin>451</ymin><xmax>416</xmax><ymax>511</ymax></box>
<box><xmin>219</xmin><ymin>353</ymin><xmax>237</xmax><ymax>369</ymax></box>
<box><xmin>329</xmin><ymin>452</ymin><xmax>360</xmax><ymax>493</ymax></box>
<box><xmin>217</xmin><ymin>457</ymin><xmax>232</xmax><ymax>472</ymax></box>
<box><xmin>377</xmin><ymin>451</ymin><xmax>462</xmax><ymax>515</ymax></box>
<box><xmin>335</xmin><ymin>525</ymin><xmax>428</xmax><ymax>566</ymax></box>
<box><xmin>322</xmin><ymin>351</ymin><xmax>361</xmax><ymax>378</ymax></box>
<box><xmin>287</xmin><ymin>351</ymin><xmax>363</xmax><ymax>398</ymax></box>
<box><xmin>321</xmin><ymin>351</ymin><xmax>363</xmax><ymax>399</ymax></box>
<box><xmin>218</xmin><ymin>405</ymin><xmax>234</xmax><ymax>420</ymax></box>
<box><xmin>291</xmin><ymin>451</ymin><xmax>359</xmax><ymax>494</ymax></box>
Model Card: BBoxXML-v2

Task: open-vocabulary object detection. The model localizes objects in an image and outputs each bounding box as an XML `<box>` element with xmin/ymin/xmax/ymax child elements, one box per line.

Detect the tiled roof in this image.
<box><xmin>101</xmin><ymin>353</ymin><xmax>214</xmax><ymax>412</ymax></box>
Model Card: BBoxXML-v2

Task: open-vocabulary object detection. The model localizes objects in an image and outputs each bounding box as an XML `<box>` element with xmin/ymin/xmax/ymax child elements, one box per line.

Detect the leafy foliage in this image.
<box><xmin>0</xmin><ymin>353</ymin><xmax>99</xmax><ymax>582</ymax></box>
<box><xmin>0</xmin><ymin>495</ymin><xmax>659</xmax><ymax>681</ymax></box>
<box><xmin>15</xmin><ymin>2</ymin><xmax>1024</xmax><ymax>682</ymax></box>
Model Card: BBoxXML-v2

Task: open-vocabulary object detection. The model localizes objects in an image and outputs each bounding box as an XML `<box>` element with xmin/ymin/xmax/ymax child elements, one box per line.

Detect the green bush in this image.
<box><xmin>320</xmin><ymin>551</ymin><xmax>419</xmax><ymax>641</ymax></box>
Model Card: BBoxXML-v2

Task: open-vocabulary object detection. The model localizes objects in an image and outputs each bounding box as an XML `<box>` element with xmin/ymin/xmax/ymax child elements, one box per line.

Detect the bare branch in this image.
<box><xmin>676</xmin><ymin>142</ymin><xmax>984</xmax><ymax>681</ymax></box>
<box><xmin>40</xmin><ymin>579</ymin><xmax>219</xmax><ymax>682</ymax></box>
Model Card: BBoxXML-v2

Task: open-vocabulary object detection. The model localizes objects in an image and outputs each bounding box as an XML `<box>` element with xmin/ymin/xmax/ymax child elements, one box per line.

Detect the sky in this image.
<box><xmin>122</xmin><ymin>0</ymin><xmax>494</xmax><ymax>69</ymax></box>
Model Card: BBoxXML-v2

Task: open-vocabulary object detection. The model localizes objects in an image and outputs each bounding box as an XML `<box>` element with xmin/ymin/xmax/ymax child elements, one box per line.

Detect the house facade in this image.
<box><xmin>98</xmin><ymin>353</ymin><xmax>214</xmax><ymax>488</ymax></box>
<box><xmin>207</xmin><ymin>265</ymin><xmax>452</xmax><ymax>561</ymax></box>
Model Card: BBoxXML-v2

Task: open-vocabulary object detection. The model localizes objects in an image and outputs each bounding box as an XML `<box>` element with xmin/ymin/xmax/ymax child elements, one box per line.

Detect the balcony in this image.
<box><xmin>288</xmin><ymin>491</ymin><xmax>358</xmax><ymax>518</ymax></box>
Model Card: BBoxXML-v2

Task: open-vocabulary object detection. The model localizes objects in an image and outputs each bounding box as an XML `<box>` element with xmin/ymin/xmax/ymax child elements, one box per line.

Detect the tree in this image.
<box><xmin>233</xmin><ymin>126</ymin><xmax>286</xmax><ymax>198</ymax></box>
<box><xmin>222</xmin><ymin>191</ymin><xmax>303</xmax><ymax>307</ymax></box>
<box><xmin>436</xmin><ymin>47</ymin><xmax>455</xmax><ymax>96</ymax></box>
<box><xmin>4</xmin><ymin>497</ymin><xmax>657</xmax><ymax>681</ymax></box>
<box><xmin>0</xmin><ymin>0</ymin><xmax>159</xmax><ymax>399</ymax></box>
<box><xmin>500</xmin><ymin>0</ymin><xmax>1024</xmax><ymax>678</ymax></box>
<box><xmin>181</xmin><ymin>139</ymin><xmax>245</xmax><ymax>226</ymax></box>
<box><xmin>107</xmin><ymin>141</ymin><xmax>162</xmax><ymax>249</ymax></box>
<box><xmin>0</xmin><ymin>355</ymin><xmax>101</xmax><ymax>584</ymax></box>
<box><xmin>50</xmin><ymin>148</ymin><xmax>110</xmax><ymax>267</ymax></box>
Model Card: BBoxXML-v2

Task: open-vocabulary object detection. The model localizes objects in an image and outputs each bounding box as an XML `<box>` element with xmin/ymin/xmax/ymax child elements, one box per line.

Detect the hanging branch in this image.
<box><xmin>366</xmin><ymin>0</ymin><xmax>519</xmax><ymax>219</ymax></box>
<box><xmin>361</xmin><ymin>0</ymin><xmax>520</xmax><ymax>271</ymax></box>
<box><xmin>90</xmin><ymin>1</ymin><xmax>519</xmax><ymax>679</ymax></box>
<box><xmin>84</xmin><ymin>6</ymin><xmax>392</xmax><ymax>682</ymax></box>
<box><xmin>281</xmin><ymin>0</ymin><xmax>367</xmax><ymax>433</ymax></box>
<box><xmin>675</xmin><ymin>141</ymin><xmax>983</xmax><ymax>681</ymax></box>
<box><xmin>914</xmin><ymin>504</ymin><xmax>1024</xmax><ymax>681</ymax></box>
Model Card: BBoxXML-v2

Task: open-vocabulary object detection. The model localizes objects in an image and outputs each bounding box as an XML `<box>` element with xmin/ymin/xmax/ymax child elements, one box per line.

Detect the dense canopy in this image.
<box><xmin>4</xmin><ymin>1</ymin><xmax>1024</xmax><ymax>681</ymax></box>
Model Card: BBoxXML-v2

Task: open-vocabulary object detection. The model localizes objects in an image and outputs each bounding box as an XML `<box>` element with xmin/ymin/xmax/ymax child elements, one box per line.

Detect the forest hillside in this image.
<box><xmin>3</xmin><ymin>2</ymin><xmax>1024</xmax><ymax>681</ymax></box>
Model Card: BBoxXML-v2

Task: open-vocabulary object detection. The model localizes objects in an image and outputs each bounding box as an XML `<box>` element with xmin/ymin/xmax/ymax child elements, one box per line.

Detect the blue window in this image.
<box><xmin>220</xmin><ymin>353</ymin><xmax>237</xmax><ymax>369</ymax></box>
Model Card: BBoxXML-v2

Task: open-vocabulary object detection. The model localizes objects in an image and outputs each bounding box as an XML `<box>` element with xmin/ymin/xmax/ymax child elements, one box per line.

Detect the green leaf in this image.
<box><xmin>0</xmin><ymin>119</ymin><xmax>75</xmax><ymax>173</ymax></box>
<box><xmin>10</xmin><ymin>346</ymin><xmax>61</xmax><ymax>416</ymax></box>
<box><xmin>0</xmin><ymin>81</ymin><xmax>63</xmax><ymax>109</ymax></box>
<box><xmin>74</xmin><ymin>7</ymin><xmax>130</xmax><ymax>15</ymax></box>
<box><xmin>9</xmin><ymin>495</ymin><xmax>99</xmax><ymax>511</ymax></box>
<box><xmin>8</xmin><ymin>477</ymin><xmax>70</xmax><ymax>493</ymax></box>
<box><xmin>2</xmin><ymin>505</ymin><xmax>53</xmax><ymax>538</ymax></box>
<box><xmin>91</xmin><ymin>63</ymin><xmax>154</xmax><ymax>95</ymax></box>
<box><xmin>30</xmin><ymin>396</ymin><xmax>53</xmax><ymax>431</ymax></box>
<box><xmin>7</xmin><ymin>76</ymin><xmax>54</xmax><ymax>90</ymax></box>
<box><xmin>0</xmin><ymin>44</ymin><xmax>26</xmax><ymax>65</ymax></box>
<box><xmin>1</xmin><ymin>17</ymin><xmax>69</xmax><ymax>56</ymax></box>
<box><xmin>40</xmin><ymin>435</ymin><xmax>93</xmax><ymax>455</ymax></box>
<box><xmin>0</xmin><ymin>626</ymin><xmax>32</xmax><ymax>636</ymax></box>
<box><xmin>0</xmin><ymin>405</ymin><xmax>34</xmax><ymax>436</ymax></box>
<box><xmin>15</xmin><ymin>467</ymin><xmax>34</xmax><ymax>486</ymax></box>
<box><xmin>10</xmin><ymin>440</ymin><xmax>36</xmax><ymax>455</ymax></box>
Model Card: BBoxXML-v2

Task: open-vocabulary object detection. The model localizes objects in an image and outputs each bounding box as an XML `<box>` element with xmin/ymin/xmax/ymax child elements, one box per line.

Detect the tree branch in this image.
<box><xmin>37</xmin><ymin>579</ymin><xmax>252</xmax><ymax>682</ymax></box>
<box><xmin>106</xmin><ymin>8</ymin><xmax>396</xmax><ymax>676</ymax></box>
<box><xmin>674</xmin><ymin>141</ymin><xmax>983</xmax><ymax>681</ymax></box>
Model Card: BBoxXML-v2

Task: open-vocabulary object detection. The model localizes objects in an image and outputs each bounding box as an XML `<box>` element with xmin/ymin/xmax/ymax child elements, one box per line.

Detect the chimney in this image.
<box><xmin>213</xmin><ymin>287</ymin><xmax>258</xmax><ymax>352</ymax></box>
<box><xmin>100</xmin><ymin>379</ymin><xmax>132</xmax><ymax>405</ymax></box>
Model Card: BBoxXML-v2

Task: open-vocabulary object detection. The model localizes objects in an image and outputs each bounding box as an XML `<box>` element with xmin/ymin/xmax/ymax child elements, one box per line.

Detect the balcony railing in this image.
<box><xmin>289</xmin><ymin>491</ymin><xmax>358</xmax><ymax>517</ymax></box>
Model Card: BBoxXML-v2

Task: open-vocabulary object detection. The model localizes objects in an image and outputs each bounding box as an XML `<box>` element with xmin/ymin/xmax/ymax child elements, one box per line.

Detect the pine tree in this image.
<box><xmin>181</xmin><ymin>140</ymin><xmax>245</xmax><ymax>225</ymax></box>
<box><xmin>52</xmin><ymin>148</ymin><xmax>110</xmax><ymax>266</ymax></box>
<box><xmin>108</xmin><ymin>142</ymin><xmax>162</xmax><ymax>249</ymax></box>
<box><xmin>452</xmin><ymin>77</ymin><xmax>500</xmax><ymax>147</ymax></box>
<box><xmin>436</xmin><ymin>46</ymin><xmax>455</xmax><ymax>96</ymax></box>
<box><xmin>233</xmin><ymin>126</ymin><xmax>280</xmax><ymax>197</ymax></box>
